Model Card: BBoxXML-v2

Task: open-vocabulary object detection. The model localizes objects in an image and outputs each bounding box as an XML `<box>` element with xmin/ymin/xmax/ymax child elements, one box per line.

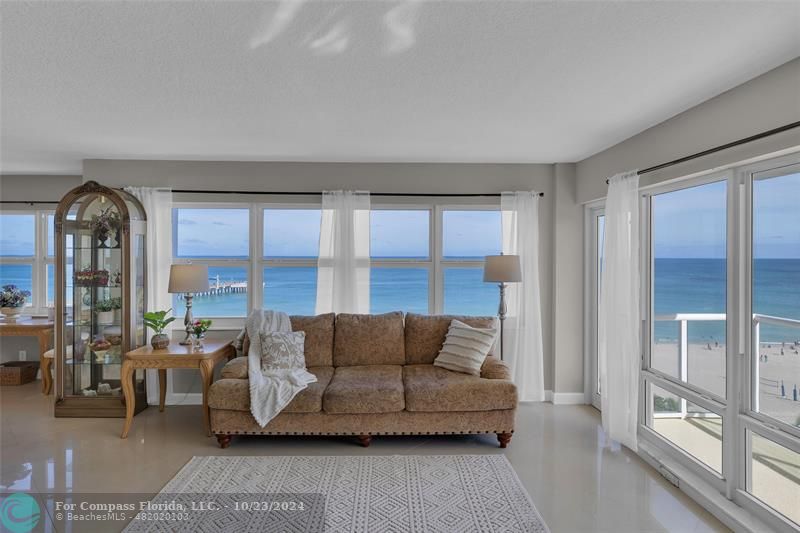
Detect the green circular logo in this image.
<box><xmin>1</xmin><ymin>493</ymin><xmax>41</xmax><ymax>533</ymax></box>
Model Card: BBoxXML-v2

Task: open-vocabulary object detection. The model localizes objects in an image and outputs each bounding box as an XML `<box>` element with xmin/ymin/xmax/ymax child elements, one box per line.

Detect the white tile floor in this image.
<box><xmin>0</xmin><ymin>381</ymin><xmax>728</xmax><ymax>532</ymax></box>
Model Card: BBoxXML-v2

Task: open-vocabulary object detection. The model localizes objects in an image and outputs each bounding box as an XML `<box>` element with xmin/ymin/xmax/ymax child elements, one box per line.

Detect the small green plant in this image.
<box><xmin>143</xmin><ymin>309</ymin><xmax>176</xmax><ymax>335</ymax></box>
<box><xmin>95</xmin><ymin>297</ymin><xmax>121</xmax><ymax>312</ymax></box>
<box><xmin>654</xmin><ymin>395</ymin><xmax>680</xmax><ymax>413</ymax></box>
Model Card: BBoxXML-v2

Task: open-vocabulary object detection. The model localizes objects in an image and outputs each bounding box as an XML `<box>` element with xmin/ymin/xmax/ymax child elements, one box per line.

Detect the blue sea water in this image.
<box><xmin>4</xmin><ymin>260</ymin><xmax>798</xmax><ymax>341</ymax></box>
<box><xmin>653</xmin><ymin>258</ymin><xmax>800</xmax><ymax>343</ymax></box>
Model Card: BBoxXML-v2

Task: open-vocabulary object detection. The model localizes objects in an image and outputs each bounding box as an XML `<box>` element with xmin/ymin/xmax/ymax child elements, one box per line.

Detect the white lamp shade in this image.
<box><xmin>483</xmin><ymin>255</ymin><xmax>522</xmax><ymax>283</ymax></box>
<box><xmin>168</xmin><ymin>264</ymin><xmax>210</xmax><ymax>293</ymax></box>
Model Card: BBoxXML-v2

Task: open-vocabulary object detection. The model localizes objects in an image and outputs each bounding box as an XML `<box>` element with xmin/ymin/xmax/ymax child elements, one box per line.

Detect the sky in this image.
<box><xmin>652</xmin><ymin>172</ymin><xmax>799</xmax><ymax>259</ymax></box>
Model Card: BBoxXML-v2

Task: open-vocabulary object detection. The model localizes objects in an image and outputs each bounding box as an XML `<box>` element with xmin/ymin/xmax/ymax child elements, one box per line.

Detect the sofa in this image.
<box><xmin>208</xmin><ymin>311</ymin><xmax>518</xmax><ymax>448</ymax></box>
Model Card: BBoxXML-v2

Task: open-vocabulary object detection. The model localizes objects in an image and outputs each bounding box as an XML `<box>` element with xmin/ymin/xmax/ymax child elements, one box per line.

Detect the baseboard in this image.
<box><xmin>551</xmin><ymin>392</ymin><xmax>587</xmax><ymax>405</ymax></box>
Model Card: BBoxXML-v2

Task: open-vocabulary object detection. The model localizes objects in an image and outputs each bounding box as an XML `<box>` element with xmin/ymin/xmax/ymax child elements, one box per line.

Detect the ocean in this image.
<box><xmin>3</xmin><ymin>259</ymin><xmax>798</xmax><ymax>341</ymax></box>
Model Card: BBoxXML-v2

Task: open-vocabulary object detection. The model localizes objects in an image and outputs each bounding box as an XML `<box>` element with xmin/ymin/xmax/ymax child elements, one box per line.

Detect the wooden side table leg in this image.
<box><xmin>38</xmin><ymin>332</ymin><xmax>51</xmax><ymax>395</ymax></box>
<box><xmin>199</xmin><ymin>359</ymin><xmax>214</xmax><ymax>437</ymax></box>
<box><xmin>120</xmin><ymin>361</ymin><xmax>135</xmax><ymax>439</ymax></box>
<box><xmin>41</xmin><ymin>355</ymin><xmax>52</xmax><ymax>395</ymax></box>
<box><xmin>158</xmin><ymin>368</ymin><xmax>167</xmax><ymax>412</ymax></box>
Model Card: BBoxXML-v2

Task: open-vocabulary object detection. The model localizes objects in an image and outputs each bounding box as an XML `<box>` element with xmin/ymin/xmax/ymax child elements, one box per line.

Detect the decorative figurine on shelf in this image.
<box><xmin>89</xmin><ymin>337</ymin><xmax>111</xmax><ymax>364</ymax></box>
<box><xmin>190</xmin><ymin>319</ymin><xmax>212</xmax><ymax>351</ymax></box>
<box><xmin>0</xmin><ymin>284</ymin><xmax>31</xmax><ymax>321</ymax></box>
<box><xmin>144</xmin><ymin>308</ymin><xmax>175</xmax><ymax>350</ymax></box>
<box><xmin>90</xmin><ymin>206</ymin><xmax>121</xmax><ymax>248</ymax></box>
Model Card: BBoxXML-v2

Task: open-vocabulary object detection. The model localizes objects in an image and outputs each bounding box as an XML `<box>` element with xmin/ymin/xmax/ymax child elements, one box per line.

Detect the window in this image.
<box><xmin>631</xmin><ymin>155</ymin><xmax>800</xmax><ymax>530</ymax></box>
<box><xmin>170</xmin><ymin>204</ymin><xmax>505</xmax><ymax>319</ymax></box>
<box><xmin>441</xmin><ymin>209</ymin><xmax>500</xmax><ymax>315</ymax></box>
<box><xmin>651</xmin><ymin>180</ymin><xmax>728</xmax><ymax>399</ymax></box>
<box><xmin>0</xmin><ymin>211</ymin><xmax>51</xmax><ymax>312</ymax></box>
<box><xmin>370</xmin><ymin>209</ymin><xmax>430</xmax><ymax>314</ymax></box>
<box><xmin>262</xmin><ymin>208</ymin><xmax>321</xmax><ymax>315</ymax></box>
<box><xmin>172</xmin><ymin>207</ymin><xmax>250</xmax><ymax>317</ymax></box>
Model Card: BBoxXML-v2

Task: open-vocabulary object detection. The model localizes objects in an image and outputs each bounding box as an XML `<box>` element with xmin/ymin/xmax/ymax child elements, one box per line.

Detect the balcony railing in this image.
<box><xmin>652</xmin><ymin>313</ymin><xmax>800</xmax><ymax>416</ymax></box>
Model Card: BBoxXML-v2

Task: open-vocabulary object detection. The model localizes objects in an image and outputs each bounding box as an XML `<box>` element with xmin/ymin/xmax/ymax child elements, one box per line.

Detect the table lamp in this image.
<box><xmin>168</xmin><ymin>264</ymin><xmax>209</xmax><ymax>345</ymax></box>
<box><xmin>483</xmin><ymin>254</ymin><xmax>522</xmax><ymax>360</ymax></box>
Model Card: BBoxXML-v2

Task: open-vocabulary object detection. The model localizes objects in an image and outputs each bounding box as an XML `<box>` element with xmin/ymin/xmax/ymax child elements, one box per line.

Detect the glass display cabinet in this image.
<box><xmin>54</xmin><ymin>181</ymin><xmax>148</xmax><ymax>417</ymax></box>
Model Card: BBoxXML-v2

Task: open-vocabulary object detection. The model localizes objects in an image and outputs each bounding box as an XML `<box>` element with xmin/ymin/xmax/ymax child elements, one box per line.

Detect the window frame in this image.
<box><xmin>0</xmin><ymin>208</ymin><xmax>53</xmax><ymax>315</ymax></box>
<box><xmin>626</xmin><ymin>153</ymin><xmax>800</xmax><ymax>532</ymax></box>
<box><xmin>169</xmin><ymin>201</ymin><xmax>502</xmax><ymax>324</ymax></box>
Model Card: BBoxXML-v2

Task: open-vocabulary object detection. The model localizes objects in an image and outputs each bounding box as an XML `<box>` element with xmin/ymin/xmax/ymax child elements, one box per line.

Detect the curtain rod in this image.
<box><xmin>171</xmin><ymin>190</ymin><xmax>544</xmax><ymax>197</ymax></box>
<box><xmin>0</xmin><ymin>200</ymin><xmax>60</xmax><ymax>205</ymax></box>
<box><xmin>0</xmin><ymin>190</ymin><xmax>544</xmax><ymax>205</ymax></box>
<box><xmin>605</xmin><ymin>121</ymin><xmax>800</xmax><ymax>184</ymax></box>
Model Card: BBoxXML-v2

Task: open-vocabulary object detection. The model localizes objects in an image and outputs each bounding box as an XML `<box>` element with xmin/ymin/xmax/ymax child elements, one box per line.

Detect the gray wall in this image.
<box><xmin>577</xmin><ymin>57</ymin><xmax>800</xmax><ymax>203</ymax></box>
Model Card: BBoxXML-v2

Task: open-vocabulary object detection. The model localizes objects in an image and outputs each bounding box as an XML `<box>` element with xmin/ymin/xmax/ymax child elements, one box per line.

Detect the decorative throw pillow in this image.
<box><xmin>434</xmin><ymin>319</ymin><xmax>497</xmax><ymax>376</ymax></box>
<box><xmin>259</xmin><ymin>331</ymin><xmax>306</xmax><ymax>372</ymax></box>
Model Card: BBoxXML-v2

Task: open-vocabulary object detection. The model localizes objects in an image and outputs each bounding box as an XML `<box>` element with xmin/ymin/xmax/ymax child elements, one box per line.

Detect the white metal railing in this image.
<box><xmin>653</xmin><ymin>313</ymin><xmax>800</xmax><ymax>416</ymax></box>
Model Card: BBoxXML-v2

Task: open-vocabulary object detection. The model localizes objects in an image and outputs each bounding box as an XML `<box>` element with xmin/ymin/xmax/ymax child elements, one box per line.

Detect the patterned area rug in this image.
<box><xmin>124</xmin><ymin>455</ymin><xmax>549</xmax><ymax>532</ymax></box>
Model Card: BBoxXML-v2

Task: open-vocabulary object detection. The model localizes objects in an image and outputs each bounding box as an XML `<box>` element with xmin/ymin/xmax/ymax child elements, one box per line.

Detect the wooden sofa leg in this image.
<box><xmin>216</xmin><ymin>434</ymin><xmax>232</xmax><ymax>449</ymax></box>
<box><xmin>497</xmin><ymin>432</ymin><xmax>512</xmax><ymax>448</ymax></box>
<box><xmin>357</xmin><ymin>434</ymin><xmax>372</xmax><ymax>447</ymax></box>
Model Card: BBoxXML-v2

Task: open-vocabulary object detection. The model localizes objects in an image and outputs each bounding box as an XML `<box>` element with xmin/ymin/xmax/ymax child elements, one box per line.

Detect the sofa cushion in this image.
<box><xmin>403</xmin><ymin>364</ymin><xmax>517</xmax><ymax>412</ymax></box>
<box><xmin>208</xmin><ymin>366</ymin><xmax>334</xmax><ymax>413</ymax></box>
<box><xmin>291</xmin><ymin>314</ymin><xmax>334</xmax><ymax>367</ymax></box>
<box><xmin>333</xmin><ymin>312</ymin><xmax>405</xmax><ymax>366</ymax></box>
<box><xmin>323</xmin><ymin>365</ymin><xmax>405</xmax><ymax>414</ymax></box>
<box><xmin>240</xmin><ymin>314</ymin><xmax>334</xmax><ymax>367</ymax></box>
<box><xmin>404</xmin><ymin>313</ymin><xmax>498</xmax><ymax>365</ymax></box>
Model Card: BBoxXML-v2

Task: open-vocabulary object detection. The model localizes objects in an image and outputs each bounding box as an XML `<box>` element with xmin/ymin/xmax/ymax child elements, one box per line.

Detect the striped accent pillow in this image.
<box><xmin>433</xmin><ymin>319</ymin><xmax>497</xmax><ymax>376</ymax></box>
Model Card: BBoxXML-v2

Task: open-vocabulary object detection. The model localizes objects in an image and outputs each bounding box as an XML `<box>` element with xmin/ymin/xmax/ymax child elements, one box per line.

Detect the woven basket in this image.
<box><xmin>0</xmin><ymin>361</ymin><xmax>39</xmax><ymax>386</ymax></box>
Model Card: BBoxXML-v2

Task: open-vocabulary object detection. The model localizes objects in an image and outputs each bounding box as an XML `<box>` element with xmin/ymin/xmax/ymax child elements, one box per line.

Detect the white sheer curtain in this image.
<box><xmin>598</xmin><ymin>170</ymin><xmax>640</xmax><ymax>451</ymax></box>
<box><xmin>315</xmin><ymin>191</ymin><xmax>371</xmax><ymax>314</ymax></box>
<box><xmin>501</xmin><ymin>191</ymin><xmax>545</xmax><ymax>402</ymax></box>
<box><xmin>124</xmin><ymin>186</ymin><xmax>172</xmax><ymax>404</ymax></box>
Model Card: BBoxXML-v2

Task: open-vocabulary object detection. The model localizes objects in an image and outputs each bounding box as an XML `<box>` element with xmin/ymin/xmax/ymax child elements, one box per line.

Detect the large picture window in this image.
<box><xmin>586</xmin><ymin>154</ymin><xmax>800</xmax><ymax>530</ymax></box>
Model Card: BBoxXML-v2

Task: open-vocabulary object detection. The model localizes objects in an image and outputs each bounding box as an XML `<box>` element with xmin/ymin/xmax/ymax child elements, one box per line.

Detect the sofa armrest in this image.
<box><xmin>481</xmin><ymin>355</ymin><xmax>511</xmax><ymax>380</ymax></box>
<box><xmin>221</xmin><ymin>356</ymin><xmax>248</xmax><ymax>379</ymax></box>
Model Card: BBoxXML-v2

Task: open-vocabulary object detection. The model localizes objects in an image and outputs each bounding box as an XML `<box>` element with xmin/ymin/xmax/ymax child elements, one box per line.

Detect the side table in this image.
<box><xmin>0</xmin><ymin>318</ymin><xmax>54</xmax><ymax>394</ymax></box>
<box><xmin>120</xmin><ymin>341</ymin><xmax>235</xmax><ymax>438</ymax></box>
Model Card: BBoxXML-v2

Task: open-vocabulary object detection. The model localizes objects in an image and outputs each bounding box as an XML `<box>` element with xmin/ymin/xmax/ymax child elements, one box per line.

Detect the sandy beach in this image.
<box><xmin>653</xmin><ymin>342</ymin><xmax>800</xmax><ymax>427</ymax></box>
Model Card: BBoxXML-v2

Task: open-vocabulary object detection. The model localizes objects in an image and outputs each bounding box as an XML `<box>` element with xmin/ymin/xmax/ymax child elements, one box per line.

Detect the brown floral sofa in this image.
<box><xmin>208</xmin><ymin>312</ymin><xmax>517</xmax><ymax>448</ymax></box>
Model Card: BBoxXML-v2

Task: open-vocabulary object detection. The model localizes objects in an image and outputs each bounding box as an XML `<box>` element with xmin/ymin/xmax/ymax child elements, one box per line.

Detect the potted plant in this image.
<box><xmin>0</xmin><ymin>285</ymin><xmax>31</xmax><ymax>321</ymax></box>
<box><xmin>190</xmin><ymin>319</ymin><xmax>212</xmax><ymax>351</ymax></box>
<box><xmin>95</xmin><ymin>297</ymin><xmax>120</xmax><ymax>325</ymax></box>
<box><xmin>143</xmin><ymin>309</ymin><xmax>175</xmax><ymax>349</ymax></box>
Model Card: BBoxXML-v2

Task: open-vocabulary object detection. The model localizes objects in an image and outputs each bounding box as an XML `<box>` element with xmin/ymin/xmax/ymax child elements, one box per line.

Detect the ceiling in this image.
<box><xmin>1</xmin><ymin>1</ymin><xmax>799</xmax><ymax>175</ymax></box>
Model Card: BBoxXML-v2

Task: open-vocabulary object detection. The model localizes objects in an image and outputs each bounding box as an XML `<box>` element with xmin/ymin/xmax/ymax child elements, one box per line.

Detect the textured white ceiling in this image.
<box><xmin>1</xmin><ymin>1</ymin><xmax>799</xmax><ymax>174</ymax></box>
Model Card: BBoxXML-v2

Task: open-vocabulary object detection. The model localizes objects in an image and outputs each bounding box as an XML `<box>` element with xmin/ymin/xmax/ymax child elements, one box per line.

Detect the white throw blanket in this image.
<box><xmin>234</xmin><ymin>309</ymin><xmax>317</xmax><ymax>427</ymax></box>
